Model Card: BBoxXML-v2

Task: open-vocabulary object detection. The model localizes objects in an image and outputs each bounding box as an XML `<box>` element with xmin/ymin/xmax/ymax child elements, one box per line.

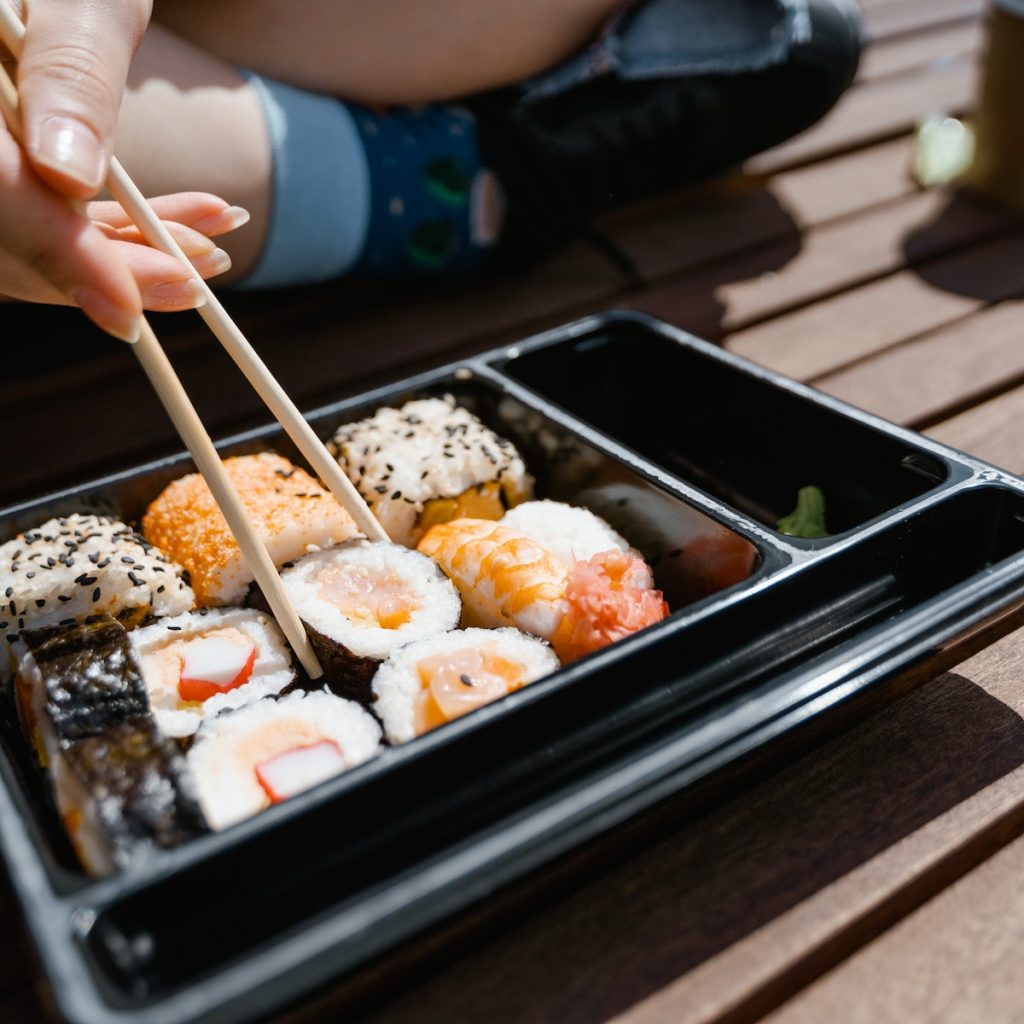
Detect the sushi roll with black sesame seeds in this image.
<box><xmin>329</xmin><ymin>396</ymin><xmax>533</xmax><ymax>548</ymax></box>
<box><xmin>130</xmin><ymin>608</ymin><xmax>296</xmax><ymax>739</ymax></box>
<box><xmin>372</xmin><ymin>628</ymin><xmax>559</xmax><ymax>744</ymax></box>
<box><xmin>52</xmin><ymin>719</ymin><xmax>208</xmax><ymax>875</ymax></box>
<box><xmin>279</xmin><ymin>540</ymin><xmax>461</xmax><ymax>703</ymax></box>
<box><xmin>12</xmin><ymin>615</ymin><xmax>152</xmax><ymax>765</ymax></box>
<box><xmin>187</xmin><ymin>690</ymin><xmax>381</xmax><ymax>830</ymax></box>
<box><xmin>0</xmin><ymin>513</ymin><xmax>194</xmax><ymax>679</ymax></box>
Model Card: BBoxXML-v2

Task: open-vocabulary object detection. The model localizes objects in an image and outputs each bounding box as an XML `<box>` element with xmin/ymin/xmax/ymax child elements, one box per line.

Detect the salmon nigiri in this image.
<box><xmin>418</xmin><ymin>519</ymin><xmax>669</xmax><ymax>662</ymax></box>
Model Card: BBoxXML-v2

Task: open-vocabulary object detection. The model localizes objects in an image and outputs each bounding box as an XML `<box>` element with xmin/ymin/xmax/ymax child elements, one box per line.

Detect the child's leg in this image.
<box><xmin>152</xmin><ymin>0</ymin><xmax>624</xmax><ymax>106</ymax></box>
<box><xmin>116</xmin><ymin>22</ymin><xmax>273</xmax><ymax>279</ymax></box>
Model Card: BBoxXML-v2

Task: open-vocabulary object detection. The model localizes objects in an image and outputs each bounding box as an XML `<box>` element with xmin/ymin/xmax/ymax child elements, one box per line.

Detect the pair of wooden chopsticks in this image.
<box><xmin>0</xmin><ymin>1</ymin><xmax>389</xmax><ymax>678</ymax></box>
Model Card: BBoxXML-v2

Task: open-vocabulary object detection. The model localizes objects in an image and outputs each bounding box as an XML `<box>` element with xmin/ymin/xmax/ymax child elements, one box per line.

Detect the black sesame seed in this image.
<box><xmin>6</xmin><ymin>635</ymin><xmax>16</xmax><ymax>643</ymax></box>
<box><xmin>128</xmin><ymin>572</ymin><xmax>144</xmax><ymax>587</ymax></box>
<box><xmin>460</xmin><ymin>674</ymin><xmax>474</xmax><ymax>687</ymax></box>
<box><xmin>375</xmin><ymin>485</ymin><xmax>388</xmax><ymax>494</ymax></box>
<box><xmin>3</xmin><ymin>587</ymin><xmax>10</xmax><ymax>598</ymax></box>
<box><xmin>167</xmin><ymin>625</ymin><xmax>182</xmax><ymax>632</ymax></box>
<box><xmin>392</xmin><ymin>491</ymin><xmax>402</xmax><ymax>500</ymax></box>
<box><xmin>0</xmin><ymin>622</ymin><xmax>6</xmax><ymax>629</ymax></box>
<box><xmin>120</xmin><ymin>556</ymin><xmax>135</xmax><ymax>564</ymax></box>
<box><xmin>92</xmin><ymin>588</ymin><xmax>101</xmax><ymax>602</ymax></box>
<box><xmin>157</xmin><ymin>585</ymin><xmax>165</xmax><ymax>594</ymax></box>
<box><xmin>25</xmin><ymin>571</ymin><xmax>35</xmax><ymax>579</ymax></box>
<box><xmin>35</xmin><ymin>599</ymin><xmax>45</xmax><ymax>608</ymax></box>
<box><xmin>58</xmin><ymin>595</ymin><xmax>71</xmax><ymax>603</ymax></box>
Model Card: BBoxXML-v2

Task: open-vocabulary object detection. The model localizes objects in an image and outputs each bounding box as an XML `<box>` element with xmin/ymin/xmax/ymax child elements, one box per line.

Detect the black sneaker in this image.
<box><xmin>469</xmin><ymin>0</ymin><xmax>863</xmax><ymax>259</ymax></box>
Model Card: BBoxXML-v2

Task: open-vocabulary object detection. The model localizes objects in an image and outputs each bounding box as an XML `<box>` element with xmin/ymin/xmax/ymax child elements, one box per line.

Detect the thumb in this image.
<box><xmin>17</xmin><ymin>0</ymin><xmax>151</xmax><ymax>199</ymax></box>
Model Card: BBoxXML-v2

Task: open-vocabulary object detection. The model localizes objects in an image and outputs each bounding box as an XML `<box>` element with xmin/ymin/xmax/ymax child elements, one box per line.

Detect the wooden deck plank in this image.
<box><xmin>724</xmin><ymin>228</ymin><xmax>1024</xmax><ymax>382</ymax></box>
<box><xmin>633</xmin><ymin>189</ymin><xmax>1015</xmax><ymax>339</ymax></box>
<box><xmin>814</xmin><ymin>297</ymin><xmax>1024</xmax><ymax>428</ymax></box>
<box><xmin>764</xmin><ymin>824</ymin><xmax>1024</xmax><ymax>1024</ymax></box>
<box><xmin>858</xmin><ymin>19</ymin><xmax>981</xmax><ymax>83</ymax></box>
<box><xmin>926</xmin><ymin>383</ymin><xmax>1024</xmax><ymax>473</ymax></box>
<box><xmin>750</xmin><ymin>58</ymin><xmax>976</xmax><ymax>174</ymax></box>
<box><xmin>863</xmin><ymin>0</ymin><xmax>982</xmax><ymax>42</ymax></box>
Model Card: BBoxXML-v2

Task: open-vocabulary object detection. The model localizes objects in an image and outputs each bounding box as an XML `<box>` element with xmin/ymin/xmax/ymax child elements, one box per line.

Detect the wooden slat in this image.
<box><xmin>857</xmin><ymin>19</ymin><xmax>981</xmax><ymax>82</ymax></box>
<box><xmin>763</xmin><ymin>821</ymin><xmax>1024</xmax><ymax>1023</ymax></box>
<box><xmin>633</xmin><ymin>190</ymin><xmax>1015</xmax><ymax>339</ymax></box>
<box><xmin>863</xmin><ymin>0</ymin><xmax>983</xmax><ymax>41</ymax></box>
<box><xmin>724</xmin><ymin>229</ymin><xmax>1024</xmax><ymax>382</ymax></box>
<box><xmin>926</xmin><ymin>383</ymin><xmax>1024</xmax><ymax>473</ymax></box>
<box><xmin>750</xmin><ymin>57</ymin><xmax>976</xmax><ymax>173</ymax></box>
<box><xmin>814</xmin><ymin>297</ymin><xmax>1024</xmax><ymax>428</ymax></box>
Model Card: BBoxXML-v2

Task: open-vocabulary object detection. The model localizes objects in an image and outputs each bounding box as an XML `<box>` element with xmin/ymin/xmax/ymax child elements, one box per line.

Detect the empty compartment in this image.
<box><xmin>501</xmin><ymin>323</ymin><xmax>950</xmax><ymax>535</ymax></box>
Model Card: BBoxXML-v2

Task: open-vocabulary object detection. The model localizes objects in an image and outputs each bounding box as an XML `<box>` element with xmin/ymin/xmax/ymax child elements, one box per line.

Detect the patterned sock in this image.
<box><xmin>351</xmin><ymin>103</ymin><xmax>505</xmax><ymax>277</ymax></box>
<box><xmin>239</xmin><ymin>73</ymin><xmax>504</xmax><ymax>288</ymax></box>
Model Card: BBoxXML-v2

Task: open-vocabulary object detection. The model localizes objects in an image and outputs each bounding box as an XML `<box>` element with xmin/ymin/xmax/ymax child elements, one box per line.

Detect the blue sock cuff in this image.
<box><xmin>237</xmin><ymin>72</ymin><xmax>371</xmax><ymax>289</ymax></box>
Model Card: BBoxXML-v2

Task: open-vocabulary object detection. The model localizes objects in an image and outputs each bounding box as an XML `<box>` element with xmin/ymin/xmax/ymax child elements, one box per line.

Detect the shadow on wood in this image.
<box><xmin>333</xmin><ymin>673</ymin><xmax>1024</xmax><ymax>1024</ymax></box>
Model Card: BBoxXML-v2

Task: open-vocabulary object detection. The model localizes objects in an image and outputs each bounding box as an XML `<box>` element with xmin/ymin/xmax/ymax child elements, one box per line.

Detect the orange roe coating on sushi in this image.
<box><xmin>552</xmin><ymin>550</ymin><xmax>669</xmax><ymax>662</ymax></box>
<box><xmin>142</xmin><ymin>453</ymin><xmax>360</xmax><ymax>605</ymax></box>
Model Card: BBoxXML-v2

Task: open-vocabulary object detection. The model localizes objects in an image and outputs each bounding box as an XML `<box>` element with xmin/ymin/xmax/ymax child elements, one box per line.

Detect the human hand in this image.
<box><xmin>0</xmin><ymin>1</ymin><xmax>239</xmax><ymax>340</ymax></box>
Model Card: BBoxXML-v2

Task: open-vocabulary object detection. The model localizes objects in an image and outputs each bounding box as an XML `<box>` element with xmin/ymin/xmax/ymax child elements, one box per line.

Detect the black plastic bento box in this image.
<box><xmin>3</xmin><ymin>310</ymin><xmax>1024</xmax><ymax>1024</ymax></box>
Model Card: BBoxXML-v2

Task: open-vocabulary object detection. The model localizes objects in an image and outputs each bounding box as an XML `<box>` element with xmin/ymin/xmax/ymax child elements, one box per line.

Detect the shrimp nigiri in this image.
<box><xmin>418</xmin><ymin>519</ymin><xmax>669</xmax><ymax>662</ymax></box>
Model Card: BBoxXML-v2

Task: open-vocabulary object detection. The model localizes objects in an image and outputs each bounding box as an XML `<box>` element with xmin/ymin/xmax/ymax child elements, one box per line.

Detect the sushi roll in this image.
<box><xmin>52</xmin><ymin>719</ymin><xmax>208</xmax><ymax>876</ymax></box>
<box><xmin>501</xmin><ymin>500</ymin><xmax>631</xmax><ymax>567</ymax></box>
<box><xmin>131</xmin><ymin>608</ymin><xmax>296</xmax><ymax>739</ymax></box>
<box><xmin>13</xmin><ymin>616</ymin><xmax>151</xmax><ymax>764</ymax></box>
<box><xmin>279</xmin><ymin>541</ymin><xmax>461</xmax><ymax>702</ymax></box>
<box><xmin>419</xmin><ymin>519</ymin><xmax>670</xmax><ymax>662</ymax></box>
<box><xmin>142</xmin><ymin>453</ymin><xmax>361</xmax><ymax>606</ymax></box>
<box><xmin>0</xmin><ymin>513</ymin><xmax>194</xmax><ymax>678</ymax></box>
<box><xmin>373</xmin><ymin>628</ymin><xmax>559</xmax><ymax>744</ymax></box>
<box><xmin>329</xmin><ymin>396</ymin><xmax>533</xmax><ymax>547</ymax></box>
<box><xmin>187</xmin><ymin>690</ymin><xmax>381</xmax><ymax>830</ymax></box>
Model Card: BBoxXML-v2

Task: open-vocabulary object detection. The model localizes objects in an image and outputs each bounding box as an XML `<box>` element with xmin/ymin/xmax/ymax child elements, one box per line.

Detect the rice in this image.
<box><xmin>0</xmin><ymin>514</ymin><xmax>194</xmax><ymax>679</ymax></box>
<box><xmin>131</xmin><ymin>608</ymin><xmax>296</xmax><ymax>739</ymax></box>
<box><xmin>501</xmin><ymin>500</ymin><xmax>630</xmax><ymax>567</ymax></box>
<box><xmin>372</xmin><ymin>627</ymin><xmax>560</xmax><ymax>744</ymax></box>
<box><xmin>187</xmin><ymin>690</ymin><xmax>382</xmax><ymax>830</ymax></box>
<box><xmin>330</xmin><ymin>396</ymin><xmax>533</xmax><ymax>547</ymax></box>
<box><xmin>142</xmin><ymin>453</ymin><xmax>361</xmax><ymax>606</ymax></box>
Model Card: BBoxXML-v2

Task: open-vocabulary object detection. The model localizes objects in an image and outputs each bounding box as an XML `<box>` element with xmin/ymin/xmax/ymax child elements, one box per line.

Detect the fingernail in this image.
<box><xmin>145</xmin><ymin>277</ymin><xmax>206</xmax><ymax>309</ymax></box>
<box><xmin>33</xmin><ymin>116</ymin><xmax>105</xmax><ymax>191</ymax></box>
<box><xmin>73</xmin><ymin>288</ymin><xmax>142</xmax><ymax>343</ymax></box>
<box><xmin>193</xmin><ymin>248</ymin><xmax>232</xmax><ymax>277</ymax></box>
<box><xmin>191</xmin><ymin>206</ymin><xmax>251</xmax><ymax>235</ymax></box>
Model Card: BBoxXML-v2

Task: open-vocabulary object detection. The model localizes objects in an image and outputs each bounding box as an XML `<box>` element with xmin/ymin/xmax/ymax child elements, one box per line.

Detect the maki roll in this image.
<box><xmin>280</xmin><ymin>541</ymin><xmax>461</xmax><ymax>702</ymax></box>
<box><xmin>419</xmin><ymin>519</ymin><xmax>670</xmax><ymax>662</ymax></box>
<box><xmin>142</xmin><ymin>453</ymin><xmax>361</xmax><ymax>606</ymax></box>
<box><xmin>373</xmin><ymin>628</ymin><xmax>559</xmax><ymax>744</ymax></box>
<box><xmin>0</xmin><ymin>513</ymin><xmax>194</xmax><ymax>678</ymax></box>
<box><xmin>52</xmin><ymin>720</ymin><xmax>207</xmax><ymax>876</ymax></box>
<box><xmin>329</xmin><ymin>396</ymin><xmax>533</xmax><ymax>547</ymax></box>
<box><xmin>13</xmin><ymin>615</ymin><xmax>151</xmax><ymax>764</ymax></box>
<box><xmin>131</xmin><ymin>608</ymin><xmax>296</xmax><ymax>739</ymax></box>
<box><xmin>501</xmin><ymin>500</ymin><xmax>631</xmax><ymax>566</ymax></box>
<box><xmin>187</xmin><ymin>691</ymin><xmax>381</xmax><ymax>830</ymax></box>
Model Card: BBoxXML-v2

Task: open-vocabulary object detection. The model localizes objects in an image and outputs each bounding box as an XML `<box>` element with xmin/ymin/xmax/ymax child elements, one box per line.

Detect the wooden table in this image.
<box><xmin>4</xmin><ymin>1</ymin><xmax>1024</xmax><ymax>1020</ymax></box>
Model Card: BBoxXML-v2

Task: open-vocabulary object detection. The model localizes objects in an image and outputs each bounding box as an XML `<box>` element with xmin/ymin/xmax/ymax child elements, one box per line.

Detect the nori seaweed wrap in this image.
<box><xmin>53</xmin><ymin>720</ymin><xmax>207</xmax><ymax>875</ymax></box>
<box><xmin>13</xmin><ymin>615</ymin><xmax>150</xmax><ymax>761</ymax></box>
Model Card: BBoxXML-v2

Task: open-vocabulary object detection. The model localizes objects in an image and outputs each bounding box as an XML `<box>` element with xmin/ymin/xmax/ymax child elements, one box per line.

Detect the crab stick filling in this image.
<box><xmin>144</xmin><ymin>627</ymin><xmax>257</xmax><ymax>706</ymax></box>
<box><xmin>317</xmin><ymin>564</ymin><xmax>418</xmax><ymax>630</ymax></box>
<box><xmin>413</xmin><ymin>648</ymin><xmax>526</xmax><ymax>735</ymax></box>
<box><xmin>255</xmin><ymin>740</ymin><xmax>346</xmax><ymax>804</ymax></box>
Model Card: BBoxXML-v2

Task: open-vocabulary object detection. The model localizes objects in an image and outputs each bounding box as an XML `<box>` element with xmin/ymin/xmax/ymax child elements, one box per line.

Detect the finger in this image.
<box><xmin>87</xmin><ymin>192</ymin><xmax>250</xmax><ymax>237</ymax></box>
<box><xmin>105</xmin><ymin>239</ymin><xmax>207</xmax><ymax>311</ymax></box>
<box><xmin>0</xmin><ymin>128</ymin><xmax>141</xmax><ymax>340</ymax></box>
<box><xmin>18</xmin><ymin>0</ymin><xmax>152</xmax><ymax>198</ymax></box>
